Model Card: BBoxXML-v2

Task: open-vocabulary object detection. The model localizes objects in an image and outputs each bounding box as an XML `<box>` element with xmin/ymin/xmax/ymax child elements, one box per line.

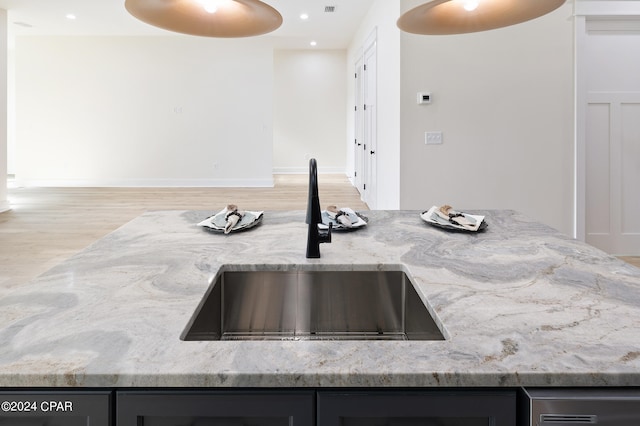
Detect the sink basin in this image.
<box><xmin>181</xmin><ymin>268</ymin><xmax>445</xmax><ymax>341</ymax></box>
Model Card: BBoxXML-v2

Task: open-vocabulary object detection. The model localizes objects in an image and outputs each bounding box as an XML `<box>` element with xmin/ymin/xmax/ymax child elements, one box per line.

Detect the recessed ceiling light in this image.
<box><xmin>66</xmin><ymin>14</ymin><xmax>76</xmax><ymax>20</ymax></box>
<box><xmin>300</xmin><ymin>13</ymin><xmax>309</xmax><ymax>20</ymax></box>
<box><xmin>310</xmin><ymin>41</ymin><xmax>317</xmax><ymax>47</ymax></box>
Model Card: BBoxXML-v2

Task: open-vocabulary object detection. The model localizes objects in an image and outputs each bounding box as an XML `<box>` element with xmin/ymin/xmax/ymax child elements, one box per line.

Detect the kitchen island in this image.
<box><xmin>1</xmin><ymin>210</ymin><xmax>639</xmax><ymax>388</ymax></box>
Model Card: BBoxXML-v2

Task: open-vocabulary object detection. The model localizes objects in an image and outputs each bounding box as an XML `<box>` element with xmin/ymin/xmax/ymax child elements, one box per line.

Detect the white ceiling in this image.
<box><xmin>0</xmin><ymin>0</ymin><xmax>377</xmax><ymax>49</ymax></box>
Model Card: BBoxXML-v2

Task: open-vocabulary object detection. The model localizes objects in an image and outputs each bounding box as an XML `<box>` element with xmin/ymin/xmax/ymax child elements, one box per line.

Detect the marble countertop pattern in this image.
<box><xmin>1</xmin><ymin>210</ymin><xmax>640</xmax><ymax>388</ymax></box>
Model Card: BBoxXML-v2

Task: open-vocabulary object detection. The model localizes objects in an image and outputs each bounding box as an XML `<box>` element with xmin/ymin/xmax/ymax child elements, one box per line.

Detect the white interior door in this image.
<box><xmin>354</xmin><ymin>59</ymin><xmax>365</xmax><ymax>195</ymax></box>
<box><xmin>579</xmin><ymin>16</ymin><xmax>640</xmax><ymax>255</ymax></box>
<box><xmin>586</xmin><ymin>92</ymin><xmax>640</xmax><ymax>254</ymax></box>
<box><xmin>363</xmin><ymin>37</ymin><xmax>377</xmax><ymax>208</ymax></box>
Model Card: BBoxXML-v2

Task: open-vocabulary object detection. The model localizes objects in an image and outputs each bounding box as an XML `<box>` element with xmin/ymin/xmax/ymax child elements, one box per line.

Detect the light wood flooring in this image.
<box><xmin>0</xmin><ymin>175</ymin><xmax>368</xmax><ymax>290</ymax></box>
<box><xmin>1</xmin><ymin>176</ymin><xmax>639</xmax><ymax>291</ymax></box>
<box><xmin>619</xmin><ymin>257</ymin><xmax>640</xmax><ymax>269</ymax></box>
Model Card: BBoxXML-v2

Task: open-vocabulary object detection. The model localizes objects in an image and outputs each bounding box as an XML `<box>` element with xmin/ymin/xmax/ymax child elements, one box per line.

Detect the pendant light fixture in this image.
<box><xmin>125</xmin><ymin>0</ymin><xmax>283</xmax><ymax>38</ymax></box>
<box><xmin>397</xmin><ymin>0</ymin><xmax>566</xmax><ymax>35</ymax></box>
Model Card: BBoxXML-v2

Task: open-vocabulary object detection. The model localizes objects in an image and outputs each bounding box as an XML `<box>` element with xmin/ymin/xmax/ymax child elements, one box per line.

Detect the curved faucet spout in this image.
<box><xmin>306</xmin><ymin>159</ymin><xmax>322</xmax><ymax>225</ymax></box>
<box><xmin>306</xmin><ymin>158</ymin><xmax>332</xmax><ymax>258</ymax></box>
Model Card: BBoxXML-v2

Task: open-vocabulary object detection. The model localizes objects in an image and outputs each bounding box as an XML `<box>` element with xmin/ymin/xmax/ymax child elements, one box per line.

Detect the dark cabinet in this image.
<box><xmin>116</xmin><ymin>390</ymin><xmax>315</xmax><ymax>426</ymax></box>
<box><xmin>0</xmin><ymin>388</ymin><xmax>516</xmax><ymax>426</ymax></box>
<box><xmin>0</xmin><ymin>390</ymin><xmax>111</xmax><ymax>426</ymax></box>
<box><xmin>318</xmin><ymin>390</ymin><xmax>516</xmax><ymax>426</ymax></box>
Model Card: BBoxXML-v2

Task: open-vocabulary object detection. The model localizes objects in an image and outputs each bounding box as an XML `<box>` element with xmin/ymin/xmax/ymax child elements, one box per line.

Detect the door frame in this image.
<box><xmin>352</xmin><ymin>28</ymin><xmax>378</xmax><ymax>207</ymax></box>
<box><xmin>353</xmin><ymin>55</ymin><xmax>364</xmax><ymax>195</ymax></box>
<box><xmin>363</xmin><ymin>29</ymin><xmax>377</xmax><ymax>208</ymax></box>
<box><xmin>575</xmin><ymin>1</ymin><xmax>640</xmax><ymax>242</ymax></box>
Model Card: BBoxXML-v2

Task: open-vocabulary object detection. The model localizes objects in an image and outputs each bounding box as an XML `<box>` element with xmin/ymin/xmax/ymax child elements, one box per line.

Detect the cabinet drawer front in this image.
<box><xmin>318</xmin><ymin>390</ymin><xmax>516</xmax><ymax>426</ymax></box>
<box><xmin>117</xmin><ymin>391</ymin><xmax>315</xmax><ymax>426</ymax></box>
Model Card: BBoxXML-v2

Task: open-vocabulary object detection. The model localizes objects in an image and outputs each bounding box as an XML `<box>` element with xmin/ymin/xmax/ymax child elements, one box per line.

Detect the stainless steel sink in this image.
<box><xmin>181</xmin><ymin>268</ymin><xmax>446</xmax><ymax>341</ymax></box>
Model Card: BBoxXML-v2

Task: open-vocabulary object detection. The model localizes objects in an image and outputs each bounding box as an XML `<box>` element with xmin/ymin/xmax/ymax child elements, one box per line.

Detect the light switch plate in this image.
<box><xmin>425</xmin><ymin>131</ymin><xmax>443</xmax><ymax>145</ymax></box>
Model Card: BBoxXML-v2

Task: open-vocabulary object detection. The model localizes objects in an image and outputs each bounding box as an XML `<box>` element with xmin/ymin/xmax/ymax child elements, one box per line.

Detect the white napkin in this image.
<box><xmin>319</xmin><ymin>207</ymin><xmax>367</xmax><ymax>230</ymax></box>
<box><xmin>198</xmin><ymin>207</ymin><xmax>264</xmax><ymax>233</ymax></box>
<box><xmin>421</xmin><ymin>205</ymin><xmax>485</xmax><ymax>232</ymax></box>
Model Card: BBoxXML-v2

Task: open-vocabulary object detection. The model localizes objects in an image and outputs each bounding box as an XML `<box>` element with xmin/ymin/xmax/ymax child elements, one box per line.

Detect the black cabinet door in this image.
<box><xmin>318</xmin><ymin>390</ymin><xmax>516</xmax><ymax>426</ymax></box>
<box><xmin>0</xmin><ymin>390</ymin><xmax>112</xmax><ymax>426</ymax></box>
<box><xmin>117</xmin><ymin>390</ymin><xmax>315</xmax><ymax>426</ymax></box>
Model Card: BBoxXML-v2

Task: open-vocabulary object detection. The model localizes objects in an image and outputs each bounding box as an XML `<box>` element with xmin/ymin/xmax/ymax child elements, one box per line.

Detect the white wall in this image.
<box><xmin>15</xmin><ymin>36</ymin><xmax>275</xmax><ymax>187</ymax></box>
<box><xmin>6</xmin><ymin>43</ymin><xmax>13</xmax><ymax>177</ymax></box>
<box><xmin>0</xmin><ymin>9</ymin><xmax>8</xmax><ymax>212</ymax></box>
<box><xmin>348</xmin><ymin>0</ymin><xmax>402</xmax><ymax>209</ymax></box>
<box><xmin>5</xmin><ymin>2</ymin><xmax>582</xmax><ymax>235</ymax></box>
<box><xmin>399</xmin><ymin>0</ymin><xmax>575</xmax><ymax>235</ymax></box>
<box><xmin>273</xmin><ymin>49</ymin><xmax>347</xmax><ymax>174</ymax></box>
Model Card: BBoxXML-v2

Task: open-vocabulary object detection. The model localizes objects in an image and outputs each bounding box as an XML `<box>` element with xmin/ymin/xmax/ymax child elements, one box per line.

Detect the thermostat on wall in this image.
<box><xmin>417</xmin><ymin>92</ymin><xmax>431</xmax><ymax>104</ymax></box>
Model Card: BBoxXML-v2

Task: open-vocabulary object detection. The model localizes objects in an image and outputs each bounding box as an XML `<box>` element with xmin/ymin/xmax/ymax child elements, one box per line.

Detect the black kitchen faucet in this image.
<box><xmin>306</xmin><ymin>158</ymin><xmax>332</xmax><ymax>258</ymax></box>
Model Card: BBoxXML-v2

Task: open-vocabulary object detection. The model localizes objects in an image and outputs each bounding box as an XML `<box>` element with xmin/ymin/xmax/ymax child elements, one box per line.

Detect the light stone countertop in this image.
<box><xmin>1</xmin><ymin>210</ymin><xmax>640</xmax><ymax>388</ymax></box>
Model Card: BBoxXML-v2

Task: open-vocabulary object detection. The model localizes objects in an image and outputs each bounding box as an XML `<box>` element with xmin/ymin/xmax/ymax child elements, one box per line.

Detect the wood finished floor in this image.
<box><xmin>0</xmin><ymin>175</ymin><xmax>368</xmax><ymax>290</ymax></box>
<box><xmin>1</xmin><ymin>176</ymin><xmax>639</xmax><ymax>291</ymax></box>
<box><xmin>619</xmin><ymin>257</ymin><xmax>640</xmax><ymax>269</ymax></box>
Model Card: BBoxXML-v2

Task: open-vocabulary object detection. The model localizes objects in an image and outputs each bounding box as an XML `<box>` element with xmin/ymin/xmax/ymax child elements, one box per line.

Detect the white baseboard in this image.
<box><xmin>273</xmin><ymin>167</ymin><xmax>346</xmax><ymax>174</ymax></box>
<box><xmin>13</xmin><ymin>170</ymin><xmax>349</xmax><ymax>187</ymax></box>
<box><xmin>0</xmin><ymin>200</ymin><xmax>10</xmax><ymax>213</ymax></box>
<box><xmin>13</xmin><ymin>178</ymin><xmax>275</xmax><ymax>188</ymax></box>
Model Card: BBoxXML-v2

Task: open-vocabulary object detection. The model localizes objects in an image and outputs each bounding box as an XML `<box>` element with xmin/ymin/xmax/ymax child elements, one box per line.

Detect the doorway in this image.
<box><xmin>353</xmin><ymin>30</ymin><xmax>378</xmax><ymax>208</ymax></box>
<box><xmin>354</xmin><ymin>57</ymin><xmax>364</xmax><ymax>194</ymax></box>
<box><xmin>577</xmin><ymin>13</ymin><xmax>640</xmax><ymax>255</ymax></box>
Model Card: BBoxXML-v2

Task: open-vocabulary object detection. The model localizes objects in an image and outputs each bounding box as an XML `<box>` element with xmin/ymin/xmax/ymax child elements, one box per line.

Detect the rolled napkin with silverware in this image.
<box><xmin>224</xmin><ymin>204</ymin><xmax>245</xmax><ymax>234</ymax></box>
<box><xmin>319</xmin><ymin>207</ymin><xmax>367</xmax><ymax>230</ymax></box>
<box><xmin>435</xmin><ymin>205</ymin><xmax>480</xmax><ymax>231</ymax></box>
<box><xmin>326</xmin><ymin>205</ymin><xmax>353</xmax><ymax>228</ymax></box>
<box><xmin>197</xmin><ymin>205</ymin><xmax>264</xmax><ymax>234</ymax></box>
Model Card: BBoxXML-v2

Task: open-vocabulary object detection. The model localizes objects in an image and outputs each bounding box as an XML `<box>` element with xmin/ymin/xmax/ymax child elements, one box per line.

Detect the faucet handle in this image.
<box><xmin>319</xmin><ymin>222</ymin><xmax>332</xmax><ymax>244</ymax></box>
